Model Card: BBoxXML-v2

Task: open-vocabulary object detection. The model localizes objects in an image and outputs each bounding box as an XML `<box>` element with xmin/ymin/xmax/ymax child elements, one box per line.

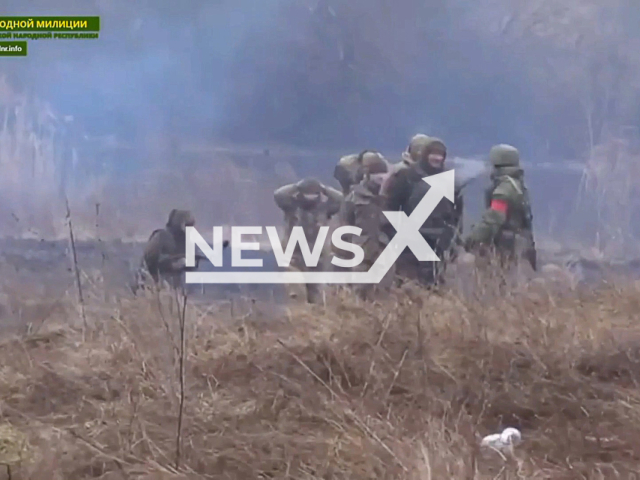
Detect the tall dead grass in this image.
<box><xmin>104</xmin><ymin>158</ymin><xmax>288</xmax><ymax>242</ymax></box>
<box><xmin>0</xmin><ymin>77</ymin><xmax>291</xmax><ymax>242</ymax></box>
<box><xmin>0</xmin><ymin>277</ymin><xmax>639</xmax><ymax>478</ymax></box>
<box><xmin>577</xmin><ymin>135</ymin><xmax>640</xmax><ymax>258</ymax></box>
<box><xmin>0</xmin><ymin>75</ymin><xmax>74</xmax><ymax>239</ymax></box>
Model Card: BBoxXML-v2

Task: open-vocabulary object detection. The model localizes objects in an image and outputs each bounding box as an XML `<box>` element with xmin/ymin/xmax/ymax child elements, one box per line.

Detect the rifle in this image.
<box><xmin>521</xmin><ymin>186</ymin><xmax>537</xmax><ymax>271</ymax></box>
<box><xmin>183</xmin><ymin>239</ymin><xmax>230</xmax><ymax>269</ymax></box>
<box><xmin>522</xmin><ymin>232</ymin><xmax>537</xmax><ymax>271</ymax></box>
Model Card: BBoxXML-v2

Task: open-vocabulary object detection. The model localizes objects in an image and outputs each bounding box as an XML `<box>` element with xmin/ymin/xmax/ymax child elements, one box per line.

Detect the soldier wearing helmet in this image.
<box><xmin>334</xmin><ymin>150</ymin><xmax>389</xmax><ymax>196</ymax></box>
<box><xmin>464</xmin><ymin>144</ymin><xmax>537</xmax><ymax>272</ymax></box>
<box><xmin>382</xmin><ymin>135</ymin><xmax>464</xmax><ymax>287</ymax></box>
<box><xmin>274</xmin><ymin>177</ymin><xmax>343</xmax><ymax>304</ymax></box>
<box><xmin>381</xmin><ymin>134</ymin><xmax>440</xmax><ymax>194</ymax></box>
<box><xmin>341</xmin><ymin>152</ymin><xmax>394</xmax><ymax>299</ymax></box>
<box><xmin>402</xmin><ymin>134</ymin><xmax>433</xmax><ymax>168</ymax></box>
<box><xmin>382</xmin><ymin>134</ymin><xmax>434</xmax><ymax>178</ymax></box>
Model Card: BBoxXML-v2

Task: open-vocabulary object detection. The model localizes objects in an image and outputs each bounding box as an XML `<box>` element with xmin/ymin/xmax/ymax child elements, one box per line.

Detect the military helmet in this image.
<box><xmin>297</xmin><ymin>177</ymin><xmax>323</xmax><ymax>196</ymax></box>
<box><xmin>167</xmin><ymin>209</ymin><xmax>195</xmax><ymax>231</ymax></box>
<box><xmin>489</xmin><ymin>144</ymin><xmax>520</xmax><ymax>167</ymax></box>
<box><xmin>403</xmin><ymin>134</ymin><xmax>431</xmax><ymax>164</ymax></box>
<box><xmin>359</xmin><ymin>150</ymin><xmax>389</xmax><ymax>175</ymax></box>
<box><xmin>337</xmin><ymin>153</ymin><xmax>360</xmax><ymax>171</ymax></box>
<box><xmin>424</xmin><ymin>137</ymin><xmax>446</xmax><ymax>157</ymax></box>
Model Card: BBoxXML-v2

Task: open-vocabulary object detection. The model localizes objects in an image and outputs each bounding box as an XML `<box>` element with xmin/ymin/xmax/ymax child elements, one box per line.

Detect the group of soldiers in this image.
<box><xmin>273</xmin><ymin>134</ymin><xmax>537</xmax><ymax>303</ymax></box>
<box><xmin>136</xmin><ymin>133</ymin><xmax>537</xmax><ymax>303</ymax></box>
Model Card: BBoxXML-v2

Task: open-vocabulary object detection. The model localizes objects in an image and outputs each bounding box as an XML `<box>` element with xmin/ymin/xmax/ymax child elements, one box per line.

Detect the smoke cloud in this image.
<box><xmin>2</xmin><ymin>0</ymin><xmax>638</xmax><ymax>160</ymax></box>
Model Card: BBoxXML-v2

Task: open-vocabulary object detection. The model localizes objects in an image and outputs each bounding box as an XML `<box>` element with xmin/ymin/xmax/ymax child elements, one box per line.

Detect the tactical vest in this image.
<box><xmin>403</xmin><ymin>168</ymin><xmax>460</xmax><ymax>244</ymax></box>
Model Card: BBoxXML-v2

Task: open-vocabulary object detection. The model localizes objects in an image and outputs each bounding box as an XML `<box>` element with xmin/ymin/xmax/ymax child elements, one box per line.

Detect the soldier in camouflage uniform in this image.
<box><xmin>132</xmin><ymin>209</ymin><xmax>228</xmax><ymax>294</ymax></box>
<box><xmin>382</xmin><ymin>136</ymin><xmax>464</xmax><ymax>287</ymax></box>
<box><xmin>274</xmin><ymin>178</ymin><xmax>343</xmax><ymax>304</ymax></box>
<box><xmin>341</xmin><ymin>153</ymin><xmax>394</xmax><ymax>300</ymax></box>
<box><xmin>464</xmin><ymin>144</ymin><xmax>537</xmax><ymax>274</ymax></box>
<box><xmin>380</xmin><ymin>134</ymin><xmax>433</xmax><ymax>207</ymax></box>
<box><xmin>334</xmin><ymin>150</ymin><xmax>388</xmax><ymax>196</ymax></box>
<box><xmin>334</xmin><ymin>153</ymin><xmax>360</xmax><ymax>196</ymax></box>
<box><xmin>385</xmin><ymin>134</ymin><xmax>432</xmax><ymax>177</ymax></box>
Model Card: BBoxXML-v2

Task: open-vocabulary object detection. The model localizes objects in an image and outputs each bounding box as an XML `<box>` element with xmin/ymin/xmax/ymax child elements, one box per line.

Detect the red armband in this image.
<box><xmin>490</xmin><ymin>199</ymin><xmax>508</xmax><ymax>214</ymax></box>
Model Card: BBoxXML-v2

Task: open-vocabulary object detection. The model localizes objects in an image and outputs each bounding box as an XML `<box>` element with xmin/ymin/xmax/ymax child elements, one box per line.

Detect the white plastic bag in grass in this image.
<box><xmin>481</xmin><ymin>427</ymin><xmax>522</xmax><ymax>452</ymax></box>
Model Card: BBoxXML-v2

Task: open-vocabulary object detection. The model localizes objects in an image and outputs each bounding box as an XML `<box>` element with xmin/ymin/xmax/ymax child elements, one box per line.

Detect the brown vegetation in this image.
<box><xmin>0</xmin><ymin>75</ymin><xmax>69</xmax><ymax>238</ymax></box>
<box><xmin>0</xmin><ymin>78</ymin><xmax>290</xmax><ymax>241</ymax></box>
<box><xmin>1</xmin><ymin>10</ymin><xmax>640</xmax><ymax>475</ymax></box>
<box><xmin>0</xmin><ymin>277</ymin><xmax>639</xmax><ymax>478</ymax></box>
<box><xmin>577</xmin><ymin>136</ymin><xmax>640</xmax><ymax>257</ymax></box>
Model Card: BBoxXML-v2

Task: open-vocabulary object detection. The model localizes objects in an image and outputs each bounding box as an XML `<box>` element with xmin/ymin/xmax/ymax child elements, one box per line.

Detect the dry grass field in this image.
<box><xmin>2</xmin><ymin>73</ymin><xmax>640</xmax><ymax>479</ymax></box>
<box><xmin>0</xmin><ymin>274</ymin><xmax>637</xmax><ymax>479</ymax></box>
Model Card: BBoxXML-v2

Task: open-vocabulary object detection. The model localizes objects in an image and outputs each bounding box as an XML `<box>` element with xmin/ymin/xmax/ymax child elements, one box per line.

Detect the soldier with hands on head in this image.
<box><xmin>274</xmin><ymin>177</ymin><xmax>343</xmax><ymax>304</ymax></box>
<box><xmin>341</xmin><ymin>153</ymin><xmax>394</xmax><ymax>300</ymax></box>
<box><xmin>334</xmin><ymin>150</ymin><xmax>389</xmax><ymax>196</ymax></box>
<box><xmin>334</xmin><ymin>152</ymin><xmax>360</xmax><ymax>196</ymax></box>
<box><xmin>463</xmin><ymin>144</ymin><xmax>537</xmax><ymax>273</ymax></box>
<box><xmin>384</xmin><ymin>134</ymin><xmax>432</xmax><ymax>180</ymax></box>
<box><xmin>400</xmin><ymin>134</ymin><xmax>432</xmax><ymax>169</ymax></box>
<box><xmin>380</xmin><ymin>134</ymin><xmax>435</xmax><ymax>215</ymax></box>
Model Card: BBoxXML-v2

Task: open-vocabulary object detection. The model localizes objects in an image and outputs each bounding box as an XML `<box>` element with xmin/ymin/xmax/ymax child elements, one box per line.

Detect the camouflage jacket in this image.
<box><xmin>343</xmin><ymin>183</ymin><xmax>391</xmax><ymax>263</ymax></box>
<box><xmin>382</xmin><ymin>163</ymin><xmax>464</xmax><ymax>248</ymax></box>
<box><xmin>383</xmin><ymin>158</ymin><xmax>412</xmax><ymax>182</ymax></box>
<box><xmin>144</xmin><ymin>228</ymin><xmax>184</xmax><ymax>272</ymax></box>
<box><xmin>465</xmin><ymin>166</ymin><xmax>534</xmax><ymax>249</ymax></box>
<box><xmin>274</xmin><ymin>183</ymin><xmax>343</xmax><ymax>249</ymax></box>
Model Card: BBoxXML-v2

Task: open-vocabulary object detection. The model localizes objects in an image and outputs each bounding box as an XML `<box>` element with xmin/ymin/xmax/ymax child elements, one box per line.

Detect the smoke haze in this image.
<box><xmin>2</xmin><ymin>0</ymin><xmax>636</xmax><ymax>159</ymax></box>
<box><xmin>0</xmin><ymin>0</ymin><xmax>638</xmax><ymax>255</ymax></box>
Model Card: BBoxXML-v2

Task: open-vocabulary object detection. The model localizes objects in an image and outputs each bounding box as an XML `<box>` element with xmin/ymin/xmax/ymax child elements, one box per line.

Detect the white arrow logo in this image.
<box><xmin>186</xmin><ymin>170</ymin><xmax>456</xmax><ymax>284</ymax></box>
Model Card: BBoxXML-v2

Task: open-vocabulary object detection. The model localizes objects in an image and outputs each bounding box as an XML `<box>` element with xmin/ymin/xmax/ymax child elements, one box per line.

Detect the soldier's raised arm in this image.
<box><xmin>382</xmin><ymin>166</ymin><xmax>410</xmax><ymax>211</ymax></box>
<box><xmin>322</xmin><ymin>185</ymin><xmax>344</xmax><ymax>218</ymax></box>
<box><xmin>334</xmin><ymin>154</ymin><xmax>360</xmax><ymax>195</ymax></box>
<box><xmin>274</xmin><ymin>183</ymin><xmax>299</xmax><ymax>213</ymax></box>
